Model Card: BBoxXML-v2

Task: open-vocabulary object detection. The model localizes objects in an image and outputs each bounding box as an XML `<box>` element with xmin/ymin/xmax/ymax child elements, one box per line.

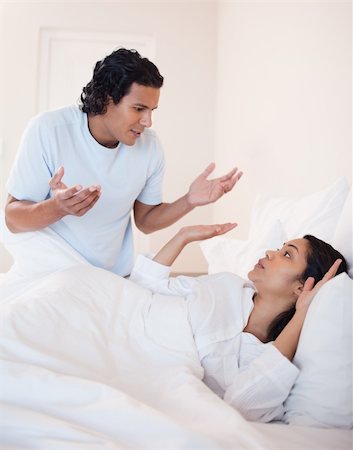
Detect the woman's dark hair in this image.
<box><xmin>266</xmin><ymin>235</ymin><xmax>348</xmax><ymax>342</ymax></box>
<box><xmin>80</xmin><ymin>48</ymin><xmax>164</xmax><ymax>115</ymax></box>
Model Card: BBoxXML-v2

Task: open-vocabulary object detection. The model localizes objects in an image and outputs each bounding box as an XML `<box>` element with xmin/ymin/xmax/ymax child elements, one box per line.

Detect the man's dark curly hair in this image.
<box><xmin>79</xmin><ymin>48</ymin><xmax>164</xmax><ymax>115</ymax></box>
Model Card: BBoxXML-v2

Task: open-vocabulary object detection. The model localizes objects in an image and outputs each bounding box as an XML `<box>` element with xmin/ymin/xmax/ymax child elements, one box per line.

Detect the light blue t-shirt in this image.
<box><xmin>6</xmin><ymin>105</ymin><xmax>165</xmax><ymax>276</ymax></box>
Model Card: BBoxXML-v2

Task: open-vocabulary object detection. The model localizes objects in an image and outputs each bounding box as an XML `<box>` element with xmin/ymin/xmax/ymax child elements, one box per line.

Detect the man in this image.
<box><xmin>5</xmin><ymin>48</ymin><xmax>242</xmax><ymax>276</ymax></box>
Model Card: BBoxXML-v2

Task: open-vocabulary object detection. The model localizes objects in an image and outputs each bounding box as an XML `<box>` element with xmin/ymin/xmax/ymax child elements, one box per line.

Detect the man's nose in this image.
<box><xmin>140</xmin><ymin>111</ymin><xmax>152</xmax><ymax>128</ymax></box>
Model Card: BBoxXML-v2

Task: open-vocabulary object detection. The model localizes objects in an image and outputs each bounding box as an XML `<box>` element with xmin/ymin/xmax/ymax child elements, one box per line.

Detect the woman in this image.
<box><xmin>130</xmin><ymin>223</ymin><xmax>347</xmax><ymax>423</ymax></box>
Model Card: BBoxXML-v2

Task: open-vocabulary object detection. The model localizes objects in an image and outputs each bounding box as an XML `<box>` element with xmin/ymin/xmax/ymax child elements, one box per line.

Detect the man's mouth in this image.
<box><xmin>131</xmin><ymin>129</ymin><xmax>143</xmax><ymax>138</ymax></box>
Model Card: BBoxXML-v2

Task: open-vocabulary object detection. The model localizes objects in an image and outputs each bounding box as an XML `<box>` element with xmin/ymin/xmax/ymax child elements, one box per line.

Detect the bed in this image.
<box><xmin>0</xmin><ymin>178</ymin><xmax>352</xmax><ymax>450</ymax></box>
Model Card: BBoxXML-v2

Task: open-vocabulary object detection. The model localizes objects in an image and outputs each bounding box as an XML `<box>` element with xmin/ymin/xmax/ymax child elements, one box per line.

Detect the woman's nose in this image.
<box><xmin>266</xmin><ymin>250</ymin><xmax>274</xmax><ymax>259</ymax></box>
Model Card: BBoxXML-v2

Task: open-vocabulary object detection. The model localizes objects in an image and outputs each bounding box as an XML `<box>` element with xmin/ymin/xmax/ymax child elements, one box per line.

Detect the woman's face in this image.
<box><xmin>248</xmin><ymin>238</ymin><xmax>310</xmax><ymax>298</ymax></box>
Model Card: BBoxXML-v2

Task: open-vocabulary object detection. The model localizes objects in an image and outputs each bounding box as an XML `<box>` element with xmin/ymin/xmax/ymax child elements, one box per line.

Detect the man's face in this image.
<box><xmin>92</xmin><ymin>82</ymin><xmax>160</xmax><ymax>147</ymax></box>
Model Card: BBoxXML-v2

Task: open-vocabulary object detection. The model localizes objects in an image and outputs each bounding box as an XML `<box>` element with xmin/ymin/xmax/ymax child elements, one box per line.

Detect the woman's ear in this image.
<box><xmin>293</xmin><ymin>281</ymin><xmax>304</xmax><ymax>297</ymax></box>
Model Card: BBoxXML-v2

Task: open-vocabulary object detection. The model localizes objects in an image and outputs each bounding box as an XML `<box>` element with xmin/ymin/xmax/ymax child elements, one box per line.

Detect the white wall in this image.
<box><xmin>0</xmin><ymin>1</ymin><xmax>352</xmax><ymax>273</ymax></box>
<box><xmin>213</xmin><ymin>1</ymin><xmax>352</xmax><ymax>238</ymax></box>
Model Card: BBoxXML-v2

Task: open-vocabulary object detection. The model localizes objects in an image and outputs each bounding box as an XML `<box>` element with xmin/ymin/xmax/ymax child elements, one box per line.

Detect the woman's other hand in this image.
<box><xmin>295</xmin><ymin>258</ymin><xmax>342</xmax><ymax>312</ymax></box>
<box><xmin>153</xmin><ymin>223</ymin><xmax>237</xmax><ymax>267</ymax></box>
<box><xmin>178</xmin><ymin>223</ymin><xmax>237</xmax><ymax>245</ymax></box>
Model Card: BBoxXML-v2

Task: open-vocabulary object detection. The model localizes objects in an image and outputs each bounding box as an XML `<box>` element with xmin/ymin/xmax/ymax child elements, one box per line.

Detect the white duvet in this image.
<box><xmin>0</xmin><ymin>253</ymin><xmax>271</xmax><ymax>449</ymax></box>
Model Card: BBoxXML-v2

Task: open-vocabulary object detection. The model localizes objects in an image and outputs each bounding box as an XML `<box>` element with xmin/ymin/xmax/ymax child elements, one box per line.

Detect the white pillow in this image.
<box><xmin>332</xmin><ymin>188</ymin><xmax>352</xmax><ymax>278</ymax></box>
<box><xmin>200</xmin><ymin>220</ymin><xmax>287</xmax><ymax>278</ymax></box>
<box><xmin>250</xmin><ymin>178</ymin><xmax>350</xmax><ymax>242</ymax></box>
<box><xmin>200</xmin><ymin>179</ymin><xmax>349</xmax><ymax>278</ymax></box>
<box><xmin>283</xmin><ymin>273</ymin><xmax>353</xmax><ymax>429</ymax></box>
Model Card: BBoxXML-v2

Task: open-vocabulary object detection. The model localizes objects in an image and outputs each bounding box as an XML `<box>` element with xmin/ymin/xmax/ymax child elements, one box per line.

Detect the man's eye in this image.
<box><xmin>134</xmin><ymin>107</ymin><xmax>144</xmax><ymax>112</ymax></box>
<box><xmin>285</xmin><ymin>251</ymin><xmax>291</xmax><ymax>258</ymax></box>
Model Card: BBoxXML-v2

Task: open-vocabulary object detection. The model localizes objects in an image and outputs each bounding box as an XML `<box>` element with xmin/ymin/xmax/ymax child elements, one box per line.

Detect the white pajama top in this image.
<box><xmin>130</xmin><ymin>255</ymin><xmax>300</xmax><ymax>423</ymax></box>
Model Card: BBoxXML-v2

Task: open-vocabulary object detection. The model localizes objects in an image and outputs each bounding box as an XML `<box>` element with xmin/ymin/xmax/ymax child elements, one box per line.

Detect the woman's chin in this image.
<box><xmin>247</xmin><ymin>269</ymin><xmax>254</xmax><ymax>281</ymax></box>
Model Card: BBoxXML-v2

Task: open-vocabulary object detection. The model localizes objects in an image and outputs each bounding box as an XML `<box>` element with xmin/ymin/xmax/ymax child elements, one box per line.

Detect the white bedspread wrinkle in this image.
<box><xmin>0</xmin><ymin>265</ymin><xmax>271</xmax><ymax>450</ymax></box>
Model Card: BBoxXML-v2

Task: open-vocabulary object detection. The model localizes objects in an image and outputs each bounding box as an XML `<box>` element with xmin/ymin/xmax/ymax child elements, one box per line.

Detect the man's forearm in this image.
<box><xmin>135</xmin><ymin>194</ymin><xmax>195</xmax><ymax>234</ymax></box>
<box><xmin>5</xmin><ymin>198</ymin><xmax>65</xmax><ymax>233</ymax></box>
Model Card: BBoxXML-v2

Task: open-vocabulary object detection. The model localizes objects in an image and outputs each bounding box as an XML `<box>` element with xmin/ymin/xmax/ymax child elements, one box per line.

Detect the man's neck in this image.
<box><xmin>87</xmin><ymin>114</ymin><xmax>119</xmax><ymax>148</ymax></box>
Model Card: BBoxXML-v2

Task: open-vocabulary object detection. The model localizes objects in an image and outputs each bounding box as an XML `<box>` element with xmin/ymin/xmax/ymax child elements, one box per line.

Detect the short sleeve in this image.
<box><xmin>136</xmin><ymin>132</ymin><xmax>165</xmax><ymax>205</ymax></box>
<box><xmin>6</xmin><ymin>115</ymin><xmax>53</xmax><ymax>202</ymax></box>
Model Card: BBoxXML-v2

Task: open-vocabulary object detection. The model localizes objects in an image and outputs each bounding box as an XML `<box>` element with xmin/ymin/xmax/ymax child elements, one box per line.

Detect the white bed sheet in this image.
<box><xmin>253</xmin><ymin>422</ymin><xmax>352</xmax><ymax>450</ymax></box>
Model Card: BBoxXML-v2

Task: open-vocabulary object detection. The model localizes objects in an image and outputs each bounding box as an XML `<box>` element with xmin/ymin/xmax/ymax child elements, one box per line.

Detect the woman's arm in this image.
<box><xmin>153</xmin><ymin>223</ymin><xmax>237</xmax><ymax>267</ymax></box>
<box><xmin>273</xmin><ymin>309</ymin><xmax>307</xmax><ymax>361</ymax></box>
<box><xmin>225</xmin><ymin>259</ymin><xmax>342</xmax><ymax>422</ymax></box>
<box><xmin>274</xmin><ymin>259</ymin><xmax>342</xmax><ymax>360</ymax></box>
<box><xmin>224</xmin><ymin>344</ymin><xmax>299</xmax><ymax>422</ymax></box>
<box><xmin>129</xmin><ymin>223</ymin><xmax>237</xmax><ymax>296</ymax></box>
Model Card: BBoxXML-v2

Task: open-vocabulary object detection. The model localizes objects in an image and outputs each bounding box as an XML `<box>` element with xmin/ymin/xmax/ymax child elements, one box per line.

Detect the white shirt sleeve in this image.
<box><xmin>6</xmin><ymin>116</ymin><xmax>53</xmax><ymax>202</ymax></box>
<box><xmin>129</xmin><ymin>254</ymin><xmax>196</xmax><ymax>297</ymax></box>
<box><xmin>136</xmin><ymin>132</ymin><xmax>165</xmax><ymax>205</ymax></box>
<box><xmin>224</xmin><ymin>343</ymin><xmax>299</xmax><ymax>423</ymax></box>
